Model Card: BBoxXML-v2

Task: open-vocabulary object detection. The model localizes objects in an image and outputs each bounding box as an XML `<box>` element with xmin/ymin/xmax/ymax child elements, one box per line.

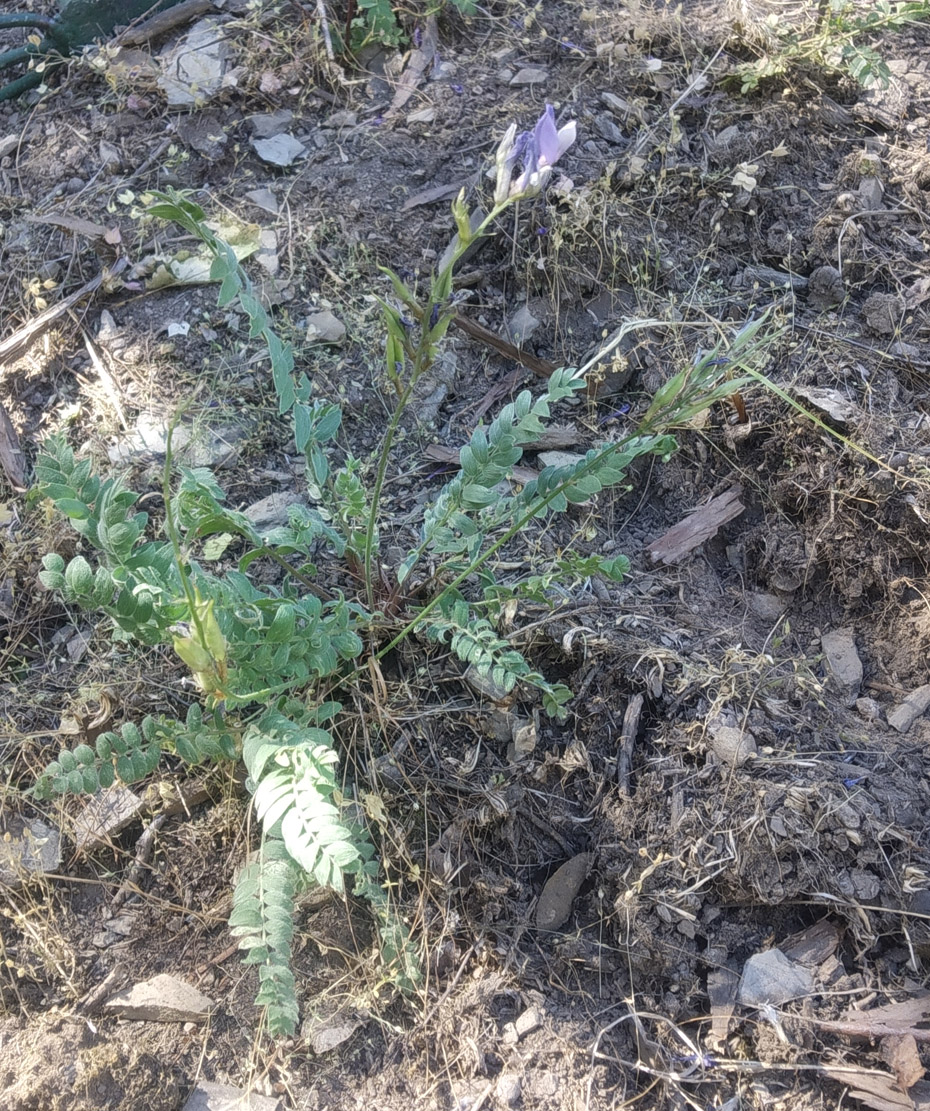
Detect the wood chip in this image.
<box><xmin>648</xmin><ymin>486</ymin><xmax>744</xmax><ymax>564</ymax></box>
<box><xmin>386</xmin><ymin>15</ymin><xmax>438</xmax><ymax>118</ymax></box>
<box><xmin>815</xmin><ymin>993</ymin><xmax>930</xmax><ymax>1044</ymax></box>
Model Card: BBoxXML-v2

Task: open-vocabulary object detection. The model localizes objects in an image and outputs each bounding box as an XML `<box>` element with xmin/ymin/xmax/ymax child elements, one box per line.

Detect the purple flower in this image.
<box><xmin>493</xmin><ymin>105</ymin><xmax>576</xmax><ymax>204</ymax></box>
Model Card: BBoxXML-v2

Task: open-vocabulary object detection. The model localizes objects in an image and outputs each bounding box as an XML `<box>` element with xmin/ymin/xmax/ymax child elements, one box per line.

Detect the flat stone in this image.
<box><xmin>888</xmin><ymin>684</ymin><xmax>930</xmax><ymax>733</ymax></box>
<box><xmin>322</xmin><ymin>109</ymin><xmax>357</xmax><ymax>128</ymax></box>
<box><xmin>251</xmin><ymin>134</ymin><xmax>306</xmax><ymax>167</ymax></box>
<box><xmin>244</xmin><ymin>491</ymin><xmax>304</xmax><ymax>533</ymax></box>
<box><xmin>305</xmin><ymin>309</ymin><xmax>346</xmax><ymax>344</ymax></box>
<box><xmin>857</xmin><ymin>176</ymin><xmax>884</xmax><ymax>210</ymax></box>
<box><xmin>0</xmin><ymin>816</ymin><xmax>61</xmax><ymax>888</ymax></box>
<box><xmin>495</xmin><ymin>1073</ymin><xmax>522</xmax><ymax>1107</ymax></box>
<box><xmin>249</xmin><ymin>109</ymin><xmax>293</xmax><ymax>139</ymax></box>
<box><xmin>510</xmin><ymin>66</ymin><xmax>548</xmax><ymax>85</ymax></box>
<box><xmin>506</xmin><ymin>304</ymin><xmax>542</xmax><ymax>346</ymax></box>
<box><xmin>514</xmin><ymin>1007</ymin><xmax>542</xmax><ymax>1038</ymax></box>
<box><xmin>183</xmin><ymin>1081</ymin><xmax>282</xmax><ymax>1111</ymax></box>
<box><xmin>750</xmin><ymin>592</ymin><xmax>786</xmax><ymax>621</ymax></box>
<box><xmin>158</xmin><ymin>19</ymin><xmax>233</xmax><ymax>107</ymax></box>
<box><xmin>104</xmin><ymin>973</ymin><xmax>215</xmax><ymax>1023</ymax></box>
<box><xmin>594</xmin><ymin>114</ymin><xmax>626</xmax><ymax>144</ymax></box>
<box><xmin>821</xmin><ymin>627</ymin><xmax>863</xmax><ymax>706</ymax></box>
<box><xmin>738</xmin><ymin>948</ymin><xmax>814</xmax><ymax>1007</ymax></box>
<box><xmin>708</xmin><ymin>723</ymin><xmax>757</xmax><ymax>767</ymax></box>
<box><xmin>793</xmin><ymin>386</ymin><xmax>860</xmax><ymax>428</ymax></box>
<box><xmin>536</xmin><ymin>853</ymin><xmax>592</xmax><ymax>931</ymax></box>
<box><xmin>537</xmin><ymin>451</ymin><xmax>585</xmax><ymax>470</ymax></box>
<box><xmin>72</xmin><ymin>786</ymin><xmax>145</xmax><ymax>852</ymax></box>
<box><xmin>244</xmin><ymin>188</ymin><xmax>279</xmax><ymax>215</ymax></box>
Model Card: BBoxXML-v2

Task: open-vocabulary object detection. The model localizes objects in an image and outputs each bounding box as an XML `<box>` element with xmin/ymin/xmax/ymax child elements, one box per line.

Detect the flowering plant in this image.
<box><xmin>494</xmin><ymin>104</ymin><xmax>577</xmax><ymax>203</ymax></box>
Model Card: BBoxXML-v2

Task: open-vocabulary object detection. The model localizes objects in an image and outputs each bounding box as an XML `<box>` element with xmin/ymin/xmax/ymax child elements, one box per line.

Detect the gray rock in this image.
<box><xmin>323</xmin><ymin>109</ymin><xmax>358</xmax><ymax>128</ymax></box>
<box><xmin>183</xmin><ymin>1081</ymin><xmax>282</xmax><ymax>1111</ymax></box>
<box><xmin>305</xmin><ymin>309</ymin><xmax>346</xmax><ymax>344</ymax></box>
<box><xmin>72</xmin><ymin>786</ymin><xmax>144</xmax><ymax>852</ymax></box>
<box><xmin>249</xmin><ymin>109</ymin><xmax>293</xmax><ymax>138</ymax></box>
<box><xmin>514</xmin><ymin>1007</ymin><xmax>542</xmax><ymax>1038</ymax></box>
<box><xmin>887</xmin><ymin>683</ymin><xmax>930</xmax><ymax>733</ymax></box>
<box><xmin>0</xmin><ymin>135</ymin><xmax>19</xmax><ymax>159</ymax></box>
<box><xmin>708</xmin><ymin>722</ymin><xmax>757</xmax><ymax>767</ymax></box>
<box><xmin>857</xmin><ymin>175</ymin><xmax>884</xmax><ymax>210</ymax></box>
<box><xmin>158</xmin><ymin>19</ymin><xmax>233</xmax><ymax>107</ymax></box>
<box><xmin>251</xmin><ymin>133</ymin><xmax>307</xmax><ymax>167</ymax></box>
<box><xmin>821</xmin><ymin>628</ymin><xmax>863</xmax><ymax>706</ymax></box>
<box><xmin>793</xmin><ymin>386</ymin><xmax>860</xmax><ymax>429</ymax></box>
<box><xmin>506</xmin><ymin>304</ymin><xmax>542</xmax><ymax>346</ymax></box>
<box><xmin>244</xmin><ymin>491</ymin><xmax>304</xmax><ymax>533</ymax></box>
<box><xmin>536</xmin><ymin>853</ymin><xmax>592</xmax><ymax>931</ymax></box>
<box><xmin>594</xmin><ymin>114</ymin><xmax>626</xmax><ymax>144</ymax></box>
<box><xmin>301</xmin><ymin>1008</ymin><xmax>366</xmax><ymax>1054</ymax></box>
<box><xmin>244</xmin><ymin>188</ymin><xmax>279</xmax><ymax>215</ymax></box>
<box><xmin>855</xmin><ymin>697</ymin><xmax>884</xmax><ymax>723</ymax></box>
<box><xmin>510</xmin><ymin>66</ymin><xmax>548</xmax><ymax>85</ymax></box>
<box><xmin>495</xmin><ymin>1073</ymin><xmax>522</xmax><ymax>1107</ymax></box>
<box><xmin>738</xmin><ymin>948</ymin><xmax>814</xmax><ymax>1007</ymax></box>
<box><xmin>0</xmin><ymin>816</ymin><xmax>61</xmax><ymax>888</ymax></box>
<box><xmin>104</xmin><ymin>973</ymin><xmax>215</xmax><ymax>1023</ymax></box>
<box><xmin>537</xmin><ymin>450</ymin><xmax>584</xmax><ymax>470</ymax></box>
<box><xmin>750</xmin><ymin>592</ymin><xmax>786</xmax><ymax>621</ymax></box>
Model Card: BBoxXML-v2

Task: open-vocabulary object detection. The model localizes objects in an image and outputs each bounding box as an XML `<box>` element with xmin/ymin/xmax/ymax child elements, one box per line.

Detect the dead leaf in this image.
<box><xmin>402</xmin><ymin>176</ymin><xmax>476</xmax><ymax>211</ymax></box>
<box><xmin>386</xmin><ymin>16</ymin><xmax>439</xmax><ymax>118</ymax></box>
<box><xmin>28</xmin><ymin>213</ymin><xmax>109</xmax><ymax>239</ymax></box>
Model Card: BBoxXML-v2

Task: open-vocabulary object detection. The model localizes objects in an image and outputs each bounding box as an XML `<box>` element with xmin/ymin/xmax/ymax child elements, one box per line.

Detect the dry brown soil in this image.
<box><xmin>1</xmin><ymin>2</ymin><xmax>930</xmax><ymax>1109</ymax></box>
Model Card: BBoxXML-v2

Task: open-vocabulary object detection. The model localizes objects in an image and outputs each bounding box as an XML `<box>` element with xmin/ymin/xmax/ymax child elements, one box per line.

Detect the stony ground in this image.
<box><xmin>1</xmin><ymin>1</ymin><xmax>930</xmax><ymax>1109</ymax></box>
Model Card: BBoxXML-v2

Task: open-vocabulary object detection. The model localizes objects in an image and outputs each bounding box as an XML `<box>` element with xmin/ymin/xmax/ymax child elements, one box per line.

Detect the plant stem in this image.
<box><xmin>361</xmin><ymin>201</ymin><xmax>509</xmax><ymax>609</ymax></box>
